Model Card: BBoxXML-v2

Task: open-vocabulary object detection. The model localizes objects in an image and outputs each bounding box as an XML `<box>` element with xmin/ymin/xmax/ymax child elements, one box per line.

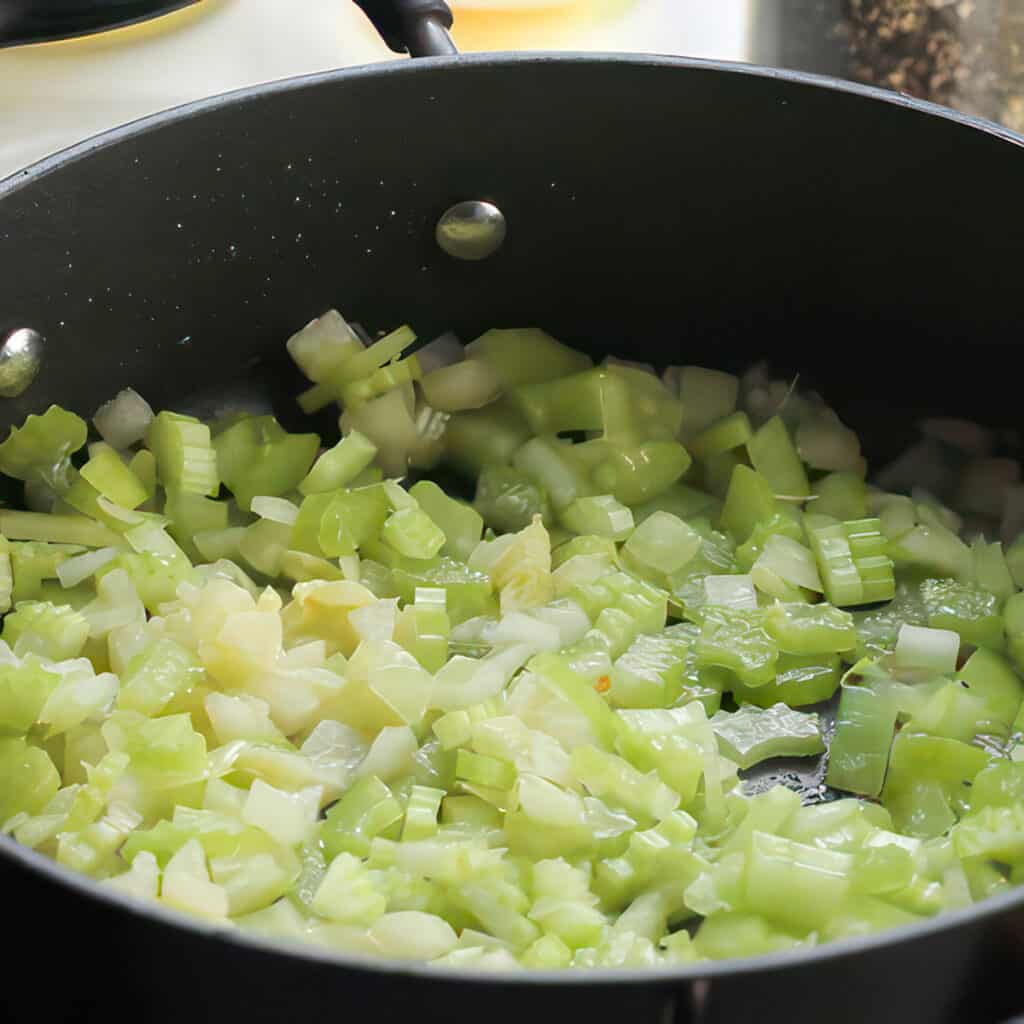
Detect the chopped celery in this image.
<box><xmin>298</xmin><ymin>431</ymin><xmax>377</xmax><ymax>495</ymax></box>
<box><xmin>145</xmin><ymin>411</ymin><xmax>219</xmax><ymax>497</ymax></box>
<box><xmin>623</xmin><ymin>511</ymin><xmax>701</xmax><ymax>575</ymax></box>
<box><xmin>80</xmin><ymin>444</ymin><xmax>148</xmax><ymax>509</ymax></box>
<box><xmin>0</xmin><ymin>405</ymin><xmax>86</xmax><ymax>489</ymax></box>
<box><xmin>473</xmin><ymin>465</ymin><xmax>550</xmax><ymax>534</ymax></box>
<box><xmin>560</xmin><ymin>495</ymin><xmax>634</xmax><ymax>541</ymax></box>
<box><xmin>729</xmin><ymin>653</ymin><xmax>841</xmax><ymax>708</ymax></box>
<box><xmin>764</xmin><ymin>602</ymin><xmax>856</xmax><ymax>655</ymax></box>
<box><xmin>826</xmin><ymin>685</ymin><xmax>897</xmax><ymax>798</ymax></box>
<box><xmin>920</xmin><ymin>578</ymin><xmax>1004</xmax><ymax>652</ymax></box>
<box><xmin>213</xmin><ymin>415</ymin><xmax>318</xmax><ymax>510</ymax></box>
<box><xmin>381</xmin><ymin>507</ymin><xmax>446</xmax><ymax>561</ymax></box>
<box><xmin>3</xmin><ymin>322</ymin><xmax>1024</xmax><ymax>970</ymax></box>
<box><xmin>711</xmin><ymin>703</ymin><xmax>824</xmax><ymax>769</ymax></box>
<box><xmin>689</xmin><ymin>411</ymin><xmax>752</xmax><ymax>461</ymax></box>
<box><xmin>590</xmin><ymin>442</ymin><xmax>691</xmax><ymax>505</ymax></box>
<box><xmin>720</xmin><ymin>465</ymin><xmax>777</xmax><ymax>543</ymax></box>
<box><xmin>695</xmin><ymin>607</ymin><xmax>778</xmax><ymax>687</ymax></box>
<box><xmin>466</xmin><ymin>328</ymin><xmax>591</xmax><ymax>389</ymax></box>
<box><xmin>811</xmin><ymin>471</ymin><xmax>867</xmax><ymax>521</ymax></box>
<box><xmin>746</xmin><ymin>416</ymin><xmax>810</xmax><ymax>498</ymax></box>
<box><xmin>443</xmin><ymin>400</ymin><xmax>532</xmax><ymax>478</ymax></box>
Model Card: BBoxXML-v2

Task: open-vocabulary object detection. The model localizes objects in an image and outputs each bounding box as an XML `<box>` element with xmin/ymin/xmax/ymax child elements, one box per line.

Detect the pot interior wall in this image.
<box><xmin>0</xmin><ymin>55</ymin><xmax>1021</xmax><ymax>468</ymax></box>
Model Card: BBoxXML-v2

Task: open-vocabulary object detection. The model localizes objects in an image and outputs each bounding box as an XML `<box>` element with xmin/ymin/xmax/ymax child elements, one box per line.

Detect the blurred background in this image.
<box><xmin>2</xmin><ymin>0</ymin><xmax>1024</xmax><ymax>179</ymax></box>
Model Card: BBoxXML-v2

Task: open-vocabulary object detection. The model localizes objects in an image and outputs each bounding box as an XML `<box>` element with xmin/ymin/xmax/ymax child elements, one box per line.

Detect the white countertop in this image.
<box><xmin>0</xmin><ymin>0</ymin><xmax>748</xmax><ymax>178</ymax></box>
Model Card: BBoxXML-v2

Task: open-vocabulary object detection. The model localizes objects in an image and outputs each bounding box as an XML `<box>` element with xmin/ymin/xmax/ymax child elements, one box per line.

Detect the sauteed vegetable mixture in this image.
<box><xmin>1</xmin><ymin>315</ymin><xmax>1022</xmax><ymax>968</ymax></box>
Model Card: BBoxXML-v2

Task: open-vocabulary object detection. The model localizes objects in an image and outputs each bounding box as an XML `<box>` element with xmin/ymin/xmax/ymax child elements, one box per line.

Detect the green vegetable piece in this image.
<box><xmin>720</xmin><ymin>465</ymin><xmax>777</xmax><ymax>544</ymax></box>
<box><xmin>744</xmin><ymin>830</ymin><xmax>853</xmax><ymax>931</ymax></box>
<box><xmin>213</xmin><ymin>415</ymin><xmax>318</xmax><ymax>509</ymax></box>
<box><xmin>321</xmin><ymin>775</ymin><xmax>403</xmax><ymax>859</ymax></box>
<box><xmin>102</xmin><ymin>711</ymin><xmax>207</xmax><ymax>790</ymax></box>
<box><xmin>79</xmin><ymin>443</ymin><xmax>148</xmax><ymax>509</ymax></box>
<box><xmin>3</xmin><ymin>601</ymin><xmax>89</xmax><ymax>661</ymax></box>
<box><xmin>711</xmin><ymin>703</ymin><xmax>824</xmax><ymax>769</ymax></box>
<box><xmin>570</xmin><ymin>744</ymin><xmax>679</xmax><ymax>825</ymax></box>
<box><xmin>630</xmin><ymin>482</ymin><xmax>719</xmax><ymax>526</ymax></box>
<box><xmin>764</xmin><ymin>602</ymin><xmax>856</xmax><ymax>655</ymax></box>
<box><xmin>954</xmin><ymin>804</ymin><xmax>1024</xmax><ymax>863</ymax></box>
<box><xmin>380</xmin><ymin>506</ymin><xmax>446</xmax><ymax>561</ymax></box>
<box><xmin>164</xmin><ymin>489</ymin><xmax>229</xmax><ymax>559</ymax></box>
<box><xmin>0</xmin><ymin>510</ymin><xmax>123</xmax><ymax>549</ymax></box>
<box><xmin>920</xmin><ymin>578</ymin><xmax>1004</xmax><ymax>652</ymax></box>
<box><xmin>0</xmin><ymin>405</ymin><xmax>87</xmax><ymax>489</ymax></box>
<box><xmin>591</xmin><ymin>442</ymin><xmax>691</xmax><ymax>505</ymax></box>
<box><xmin>0</xmin><ymin>660</ymin><xmax>59</xmax><ymax>736</ymax></box>
<box><xmin>145</xmin><ymin>411</ymin><xmax>219</xmax><ymax>497</ymax></box>
<box><xmin>392</xmin><ymin>557</ymin><xmax>495</xmax><ymax>626</ymax></box>
<box><xmin>455</xmin><ymin>749</ymin><xmax>516</xmax><ymax>791</ymax></box>
<box><xmin>513</xmin><ymin>437</ymin><xmax>592</xmax><ymax>511</ymax></box>
<box><xmin>298</xmin><ymin>430</ymin><xmax>377</xmax><ymax>495</ymax></box>
<box><xmin>826</xmin><ymin>684</ymin><xmax>897</xmax><ymax>797</ymax></box>
<box><xmin>729</xmin><ymin>653</ymin><xmax>841</xmax><ymax>708</ymax></box>
<box><xmin>696</xmin><ymin>607</ymin><xmax>778</xmax><ymax>687</ymax></box>
<box><xmin>443</xmin><ymin>400</ymin><xmax>533</xmax><ymax>478</ymax></box>
<box><xmin>881</xmin><ymin>731</ymin><xmax>991</xmax><ymax>837</ymax></box>
<box><xmin>609</xmin><ymin>625</ymin><xmax>694</xmax><ymax>710</ymax></box>
<box><xmin>888</xmin><ymin>522</ymin><xmax>972</xmax><ymax>580</ymax></box>
<box><xmin>466</xmin><ymin>328</ymin><xmax>592</xmax><ymax>389</ymax></box>
<box><xmin>810</xmin><ymin>471</ymin><xmax>867</xmax><ymax>521</ymax></box>
<box><xmin>117</xmin><ymin>638</ymin><xmax>204</xmax><ymax>717</ymax></box>
<box><xmin>622</xmin><ymin>511</ymin><xmax>701</xmax><ymax>576</ymax></box>
<box><xmin>746</xmin><ymin>416</ymin><xmax>810</xmax><ymax>498</ymax></box>
<box><xmin>560</xmin><ymin>495</ymin><xmax>634</xmax><ymax>541</ymax></box>
<box><xmin>473</xmin><ymin>465</ymin><xmax>550</xmax><ymax>534</ymax></box>
<box><xmin>809</xmin><ymin>517</ymin><xmax>894</xmax><ymax>607</ymax></box>
<box><xmin>0</xmin><ymin>738</ymin><xmax>60</xmax><ymax>822</ymax></box>
<box><xmin>410</xmin><ymin>480</ymin><xmax>483</xmax><ymax>562</ymax></box>
<box><xmin>689</xmin><ymin>411</ymin><xmax>752</xmax><ymax>462</ymax></box>
<box><xmin>956</xmin><ymin>648</ymin><xmax>1023</xmax><ymax>734</ymax></box>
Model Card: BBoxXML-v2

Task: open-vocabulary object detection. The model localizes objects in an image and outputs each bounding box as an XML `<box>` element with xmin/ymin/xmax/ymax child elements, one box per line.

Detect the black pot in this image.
<box><xmin>1</xmin><ymin>5</ymin><xmax>1024</xmax><ymax>1022</ymax></box>
<box><xmin>0</xmin><ymin>0</ymin><xmax>198</xmax><ymax>47</ymax></box>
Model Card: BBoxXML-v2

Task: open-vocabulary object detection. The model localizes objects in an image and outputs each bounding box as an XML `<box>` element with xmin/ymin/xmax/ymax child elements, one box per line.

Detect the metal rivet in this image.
<box><xmin>0</xmin><ymin>328</ymin><xmax>43</xmax><ymax>398</ymax></box>
<box><xmin>435</xmin><ymin>200</ymin><xmax>507</xmax><ymax>261</ymax></box>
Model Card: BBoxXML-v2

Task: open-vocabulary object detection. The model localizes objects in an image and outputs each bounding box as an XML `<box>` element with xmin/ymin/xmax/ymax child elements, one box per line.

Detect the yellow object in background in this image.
<box><xmin>448</xmin><ymin>0</ymin><xmax>742</xmax><ymax>58</ymax></box>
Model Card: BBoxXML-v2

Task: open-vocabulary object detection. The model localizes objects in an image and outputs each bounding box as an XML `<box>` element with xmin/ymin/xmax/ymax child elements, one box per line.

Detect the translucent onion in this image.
<box><xmin>92</xmin><ymin>388</ymin><xmax>154</xmax><ymax>450</ymax></box>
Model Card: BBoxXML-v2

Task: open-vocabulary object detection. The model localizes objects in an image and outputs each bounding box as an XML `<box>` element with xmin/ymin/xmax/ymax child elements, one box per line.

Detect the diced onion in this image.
<box><xmin>56</xmin><ymin>547</ymin><xmax>118</xmax><ymax>588</ymax></box>
<box><xmin>250</xmin><ymin>496</ymin><xmax>300</xmax><ymax>525</ymax></box>
<box><xmin>415</xmin><ymin>331</ymin><xmax>465</xmax><ymax>376</ymax></box>
<box><xmin>92</xmin><ymin>388</ymin><xmax>154</xmax><ymax>450</ymax></box>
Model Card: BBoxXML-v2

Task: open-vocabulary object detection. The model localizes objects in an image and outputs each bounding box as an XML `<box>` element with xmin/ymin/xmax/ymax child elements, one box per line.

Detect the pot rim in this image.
<box><xmin>2</xmin><ymin>49</ymin><xmax>1023</xmax><ymax>985</ymax></box>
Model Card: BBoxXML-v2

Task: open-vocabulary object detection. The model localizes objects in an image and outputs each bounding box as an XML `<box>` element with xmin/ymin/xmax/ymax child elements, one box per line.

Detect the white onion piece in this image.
<box><xmin>874</xmin><ymin>439</ymin><xmax>957</xmax><ymax>498</ymax></box>
<box><xmin>420</xmin><ymin>360</ymin><xmax>502</xmax><ymax>413</ymax></box>
<box><xmin>250</xmin><ymin>496</ymin><xmax>300</xmax><ymax>525</ymax></box>
<box><xmin>919</xmin><ymin>417</ymin><xmax>993</xmax><ymax>458</ymax></box>
<box><xmin>1001</xmin><ymin>484</ymin><xmax>1024</xmax><ymax>545</ymax></box>
<box><xmin>894</xmin><ymin>623</ymin><xmax>960</xmax><ymax>676</ymax></box>
<box><xmin>956</xmin><ymin>457</ymin><xmax>1021</xmax><ymax>521</ymax></box>
<box><xmin>415</xmin><ymin>331</ymin><xmax>465</xmax><ymax>376</ymax></box>
<box><xmin>92</xmin><ymin>388</ymin><xmax>154</xmax><ymax>450</ymax></box>
<box><xmin>286</xmin><ymin>309</ymin><xmax>361</xmax><ymax>383</ymax></box>
<box><xmin>356</xmin><ymin>725</ymin><xmax>418</xmax><ymax>782</ymax></box>
<box><xmin>703</xmin><ymin>574</ymin><xmax>758</xmax><ymax>611</ymax></box>
<box><xmin>796</xmin><ymin>407</ymin><xmax>863</xmax><ymax>473</ymax></box>
<box><xmin>56</xmin><ymin>547</ymin><xmax>118</xmax><ymax>589</ymax></box>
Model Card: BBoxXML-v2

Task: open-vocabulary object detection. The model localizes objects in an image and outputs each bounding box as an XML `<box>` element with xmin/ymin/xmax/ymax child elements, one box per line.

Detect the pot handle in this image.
<box><xmin>353</xmin><ymin>0</ymin><xmax>458</xmax><ymax>57</ymax></box>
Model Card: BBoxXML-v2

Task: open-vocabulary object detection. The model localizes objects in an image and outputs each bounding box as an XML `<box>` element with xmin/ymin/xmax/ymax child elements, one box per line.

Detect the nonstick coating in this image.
<box><xmin>1</xmin><ymin>53</ymin><xmax>1024</xmax><ymax>1023</ymax></box>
